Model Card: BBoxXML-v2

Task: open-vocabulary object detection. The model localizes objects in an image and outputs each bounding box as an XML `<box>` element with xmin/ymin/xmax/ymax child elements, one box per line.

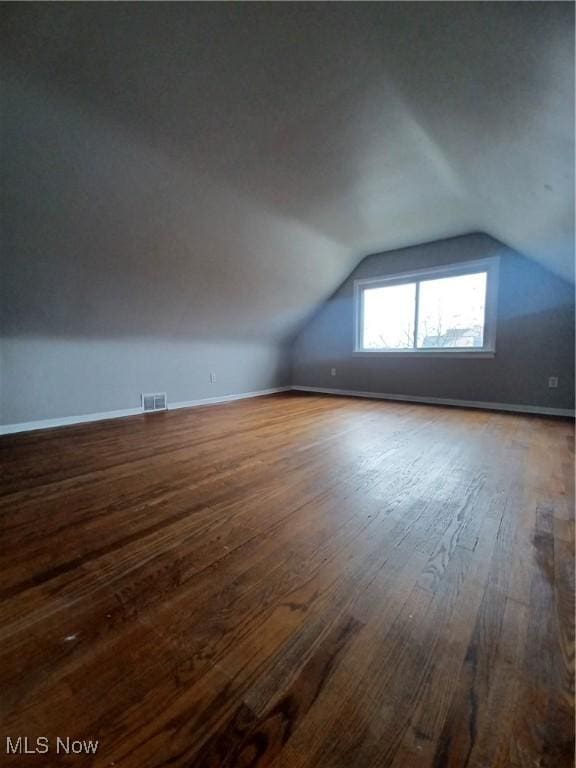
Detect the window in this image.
<box><xmin>354</xmin><ymin>257</ymin><xmax>499</xmax><ymax>356</ymax></box>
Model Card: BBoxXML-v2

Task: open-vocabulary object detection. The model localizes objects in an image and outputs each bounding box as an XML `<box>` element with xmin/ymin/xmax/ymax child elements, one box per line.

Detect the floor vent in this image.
<box><xmin>142</xmin><ymin>392</ymin><xmax>167</xmax><ymax>412</ymax></box>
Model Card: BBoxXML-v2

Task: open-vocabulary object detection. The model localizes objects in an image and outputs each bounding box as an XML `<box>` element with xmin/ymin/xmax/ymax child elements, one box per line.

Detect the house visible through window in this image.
<box><xmin>355</xmin><ymin>258</ymin><xmax>499</xmax><ymax>355</ymax></box>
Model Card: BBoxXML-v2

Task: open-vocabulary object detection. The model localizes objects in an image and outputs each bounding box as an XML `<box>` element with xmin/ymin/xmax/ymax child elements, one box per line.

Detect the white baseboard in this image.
<box><xmin>1</xmin><ymin>383</ymin><xmax>572</xmax><ymax>435</ymax></box>
<box><xmin>291</xmin><ymin>385</ymin><xmax>575</xmax><ymax>418</ymax></box>
<box><xmin>168</xmin><ymin>387</ymin><xmax>291</xmax><ymax>411</ymax></box>
<box><xmin>0</xmin><ymin>407</ymin><xmax>145</xmax><ymax>436</ymax></box>
<box><xmin>0</xmin><ymin>387</ymin><xmax>291</xmax><ymax>436</ymax></box>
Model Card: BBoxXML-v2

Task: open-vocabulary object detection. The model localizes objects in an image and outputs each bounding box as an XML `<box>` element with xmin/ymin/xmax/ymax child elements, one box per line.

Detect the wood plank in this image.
<box><xmin>0</xmin><ymin>392</ymin><xmax>572</xmax><ymax>768</ymax></box>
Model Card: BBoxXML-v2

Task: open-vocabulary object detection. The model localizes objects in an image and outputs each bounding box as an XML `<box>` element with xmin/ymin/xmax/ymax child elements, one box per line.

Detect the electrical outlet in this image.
<box><xmin>330</xmin><ymin>367</ymin><xmax>337</xmax><ymax>377</ymax></box>
<box><xmin>548</xmin><ymin>376</ymin><xmax>559</xmax><ymax>389</ymax></box>
<box><xmin>210</xmin><ymin>372</ymin><xmax>216</xmax><ymax>384</ymax></box>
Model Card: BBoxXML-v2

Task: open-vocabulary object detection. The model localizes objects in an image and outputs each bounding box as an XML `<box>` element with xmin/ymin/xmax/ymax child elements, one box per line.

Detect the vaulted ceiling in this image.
<box><xmin>1</xmin><ymin>2</ymin><xmax>573</xmax><ymax>342</ymax></box>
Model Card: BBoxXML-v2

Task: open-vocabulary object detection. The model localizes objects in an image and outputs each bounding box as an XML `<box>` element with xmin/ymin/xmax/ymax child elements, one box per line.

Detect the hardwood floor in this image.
<box><xmin>0</xmin><ymin>392</ymin><xmax>574</xmax><ymax>767</ymax></box>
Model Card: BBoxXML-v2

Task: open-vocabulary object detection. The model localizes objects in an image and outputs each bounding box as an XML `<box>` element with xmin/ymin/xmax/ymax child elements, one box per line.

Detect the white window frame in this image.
<box><xmin>353</xmin><ymin>256</ymin><xmax>499</xmax><ymax>357</ymax></box>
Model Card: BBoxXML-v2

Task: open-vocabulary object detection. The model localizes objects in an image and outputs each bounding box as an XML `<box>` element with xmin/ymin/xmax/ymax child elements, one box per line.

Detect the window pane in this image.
<box><xmin>417</xmin><ymin>272</ymin><xmax>487</xmax><ymax>349</ymax></box>
<box><xmin>362</xmin><ymin>282</ymin><xmax>416</xmax><ymax>349</ymax></box>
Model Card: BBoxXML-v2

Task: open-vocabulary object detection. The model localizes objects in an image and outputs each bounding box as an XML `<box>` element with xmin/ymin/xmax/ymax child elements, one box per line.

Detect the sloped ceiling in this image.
<box><xmin>1</xmin><ymin>2</ymin><xmax>574</xmax><ymax>343</ymax></box>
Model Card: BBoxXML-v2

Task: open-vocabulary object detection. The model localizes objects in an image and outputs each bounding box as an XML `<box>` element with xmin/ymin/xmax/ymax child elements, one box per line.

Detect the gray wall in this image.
<box><xmin>1</xmin><ymin>5</ymin><xmax>573</xmax><ymax>426</ymax></box>
<box><xmin>292</xmin><ymin>234</ymin><xmax>575</xmax><ymax>411</ymax></box>
<box><xmin>1</xmin><ymin>338</ymin><xmax>288</xmax><ymax>426</ymax></box>
<box><xmin>1</xmin><ymin>57</ymin><xmax>305</xmax><ymax>427</ymax></box>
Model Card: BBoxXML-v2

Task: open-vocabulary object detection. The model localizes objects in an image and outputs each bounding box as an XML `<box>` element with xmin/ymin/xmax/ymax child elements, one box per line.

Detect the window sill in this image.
<box><xmin>352</xmin><ymin>349</ymin><xmax>496</xmax><ymax>359</ymax></box>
